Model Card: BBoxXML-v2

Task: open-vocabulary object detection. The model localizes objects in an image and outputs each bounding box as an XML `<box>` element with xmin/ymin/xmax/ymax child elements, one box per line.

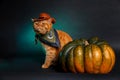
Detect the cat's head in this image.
<box><xmin>32</xmin><ymin>13</ymin><xmax>56</xmax><ymax>35</ymax></box>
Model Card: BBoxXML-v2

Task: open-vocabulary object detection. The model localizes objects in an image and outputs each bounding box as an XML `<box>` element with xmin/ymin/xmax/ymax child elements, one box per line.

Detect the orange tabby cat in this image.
<box><xmin>32</xmin><ymin>13</ymin><xmax>72</xmax><ymax>68</ymax></box>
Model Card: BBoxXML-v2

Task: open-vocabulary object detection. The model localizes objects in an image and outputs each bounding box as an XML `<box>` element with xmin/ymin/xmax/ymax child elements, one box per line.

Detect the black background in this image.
<box><xmin>0</xmin><ymin>0</ymin><xmax>120</xmax><ymax>80</ymax></box>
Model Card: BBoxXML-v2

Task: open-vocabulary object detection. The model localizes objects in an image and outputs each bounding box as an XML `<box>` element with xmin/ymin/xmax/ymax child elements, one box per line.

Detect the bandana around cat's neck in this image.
<box><xmin>35</xmin><ymin>28</ymin><xmax>61</xmax><ymax>48</ymax></box>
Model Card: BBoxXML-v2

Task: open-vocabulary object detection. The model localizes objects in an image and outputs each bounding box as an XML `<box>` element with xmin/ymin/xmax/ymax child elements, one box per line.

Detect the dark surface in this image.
<box><xmin>0</xmin><ymin>71</ymin><xmax>119</xmax><ymax>80</ymax></box>
<box><xmin>0</xmin><ymin>49</ymin><xmax>120</xmax><ymax>80</ymax></box>
<box><xmin>0</xmin><ymin>0</ymin><xmax>120</xmax><ymax>80</ymax></box>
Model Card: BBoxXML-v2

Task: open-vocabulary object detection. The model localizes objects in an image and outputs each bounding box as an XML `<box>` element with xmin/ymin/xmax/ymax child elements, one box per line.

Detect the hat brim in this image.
<box><xmin>32</xmin><ymin>18</ymin><xmax>47</xmax><ymax>22</ymax></box>
<box><xmin>32</xmin><ymin>18</ymin><xmax>56</xmax><ymax>24</ymax></box>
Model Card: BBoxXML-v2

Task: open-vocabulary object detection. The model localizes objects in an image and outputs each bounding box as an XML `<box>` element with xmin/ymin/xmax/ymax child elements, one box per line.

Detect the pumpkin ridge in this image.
<box><xmin>106</xmin><ymin>45</ymin><xmax>112</xmax><ymax>73</ymax></box>
<box><xmin>85</xmin><ymin>45</ymin><xmax>94</xmax><ymax>73</ymax></box>
<box><xmin>97</xmin><ymin>44</ymin><xmax>104</xmax><ymax>73</ymax></box>
<box><xmin>67</xmin><ymin>47</ymin><xmax>77</xmax><ymax>73</ymax></box>
<box><xmin>106</xmin><ymin>45</ymin><xmax>115</xmax><ymax>73</ymax></box>
<box><xmin>91</xmin><ymin>44</ymin><xmax>96</xmax><ymax>73</ymax></box>
<box><xmin>74</xmin><ymin>46</ymin><xmax>84</xmax><ymax>73</ymax></box>
<box><xmin>99</xmin><ymin>44</ymin><xmax>112</xmax><ymax>73</ymax></box>
<box><xmin>60</xmin><ymin>40</ymin><xmax>80</xmax><ymax>72</ymax></box>
<box><xmin>61</xmin><ymin>46</ymin><xmax>76</xmax><ymax>72</ymax></box>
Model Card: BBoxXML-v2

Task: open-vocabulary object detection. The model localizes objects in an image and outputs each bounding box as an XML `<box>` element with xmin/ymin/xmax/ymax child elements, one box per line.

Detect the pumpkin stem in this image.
<box><xmin>84</xmin><ymin>40</ymin><xmax>89</xmax><ymax>46</ymax></box>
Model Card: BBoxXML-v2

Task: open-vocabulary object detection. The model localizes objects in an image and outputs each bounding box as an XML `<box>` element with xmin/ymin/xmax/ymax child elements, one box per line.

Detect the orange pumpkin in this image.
<box><xmin>59</xmin><ymin>37</ymin><xmax>116</xmax><ymax>74</ymax></box>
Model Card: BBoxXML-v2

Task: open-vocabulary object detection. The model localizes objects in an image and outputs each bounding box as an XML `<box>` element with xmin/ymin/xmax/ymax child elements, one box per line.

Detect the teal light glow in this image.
<box><xmin>16</xmin><ymin>22</ymin><xmax>45</xmax><ymax>54</ymax></box>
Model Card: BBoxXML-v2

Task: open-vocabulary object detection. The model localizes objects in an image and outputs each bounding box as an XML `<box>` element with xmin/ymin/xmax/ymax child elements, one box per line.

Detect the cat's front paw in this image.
<box><xmin>42</xmin><ymin>64</ymin><xmax>49</xmax><ymax>69</ymax></box>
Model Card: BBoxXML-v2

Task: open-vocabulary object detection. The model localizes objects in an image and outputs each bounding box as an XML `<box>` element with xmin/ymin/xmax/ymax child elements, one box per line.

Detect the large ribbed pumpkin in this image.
<box><xmin>59</xmin><ymin>37</ymin><xmax>116</xmax><ymax>74</ymax></box>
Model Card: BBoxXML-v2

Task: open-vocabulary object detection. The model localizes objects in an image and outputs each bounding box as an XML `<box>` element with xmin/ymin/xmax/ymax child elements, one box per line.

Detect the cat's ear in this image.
<box><xmin>31</xmin><ymin>18</ymin><xmax>37</xmax><ymax>22</ymax></box>
<box><xmin>31</xmin><ymin>18</ymin><xmax>34</xmax><ymax>22</ymax></box>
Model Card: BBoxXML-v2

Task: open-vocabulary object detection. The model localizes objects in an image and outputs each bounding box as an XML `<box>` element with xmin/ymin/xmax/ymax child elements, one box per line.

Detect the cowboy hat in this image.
<box><xmin>32</xmin><ymin>12</ymin><xmax>56</xmax><ymax>24</ymax></box>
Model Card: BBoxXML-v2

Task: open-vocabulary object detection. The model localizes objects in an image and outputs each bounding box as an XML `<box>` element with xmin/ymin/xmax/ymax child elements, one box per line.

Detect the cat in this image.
<box><xmin>32</xmin><ymin>13</ymin><xmax>72</xmax><ymax>68</ymax></box>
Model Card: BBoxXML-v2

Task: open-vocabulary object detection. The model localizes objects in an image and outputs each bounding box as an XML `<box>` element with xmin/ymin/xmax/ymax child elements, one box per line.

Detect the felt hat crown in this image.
<box><xmin>33</xmin><ymin>12</ymin><xmax>56</xmax><ymax>24</ymax></box>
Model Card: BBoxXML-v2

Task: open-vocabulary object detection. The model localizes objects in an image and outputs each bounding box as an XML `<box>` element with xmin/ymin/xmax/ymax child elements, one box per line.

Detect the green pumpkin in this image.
<box><xmin>59</xmin><ymin>37</ymin><xmax>116</xmax><ymax>74</ymax></box>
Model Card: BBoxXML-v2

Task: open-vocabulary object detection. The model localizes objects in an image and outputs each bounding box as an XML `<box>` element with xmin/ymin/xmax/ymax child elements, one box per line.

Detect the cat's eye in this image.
<box><xmin>42</xmin><ymin>23</ymin><xmax>46</xmax><ymax>25</ymax></box>
<box><xmin>34</xmin><ymin>22</ymin><xmax>39</xmax><ymax>25</ymax></box>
